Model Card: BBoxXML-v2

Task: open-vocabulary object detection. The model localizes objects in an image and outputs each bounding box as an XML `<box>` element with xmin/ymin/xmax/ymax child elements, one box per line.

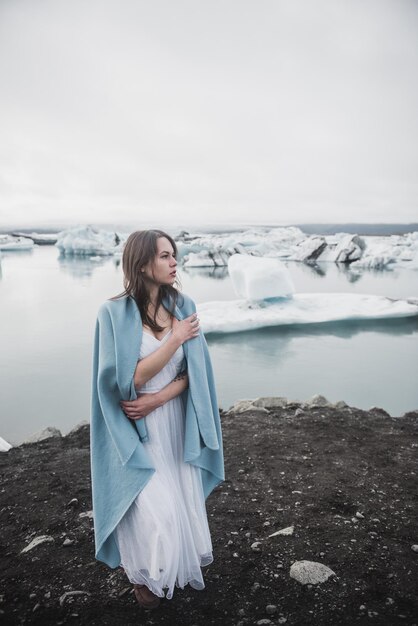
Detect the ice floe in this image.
<box><xmin>179</xmin><ymin>227</ymin><xmax>418</xmax><ymax>270</ymax></box>
<box><xmin>52</xmin><ymin>224</ymin><xmax>418</xmax><ymax>270</ymax></box>
<box><xmin>228</xmin><ymin>254</ymin><xmax>295</xmax><ymax>299</ymax></box>
<box><xmin>197</xmin><ymin>294</ymin><xmax>418</xmax><ymax>334</ymax></box>
<box><xmin>55</xmin><ymin>225</ymin><xmax>126</xmax><ymax>256</ymax></box>
<box><xmin>0</xmin><ymin>235</ymin><xmax>34</xmax><ymax>251</ymax></box>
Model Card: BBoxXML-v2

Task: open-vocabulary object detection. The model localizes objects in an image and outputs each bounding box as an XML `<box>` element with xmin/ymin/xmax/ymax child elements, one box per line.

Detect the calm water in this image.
<box><xmin>1</xmin><ymin>246</ymin><xmax>417</xmax><ymax>445</ymax></box>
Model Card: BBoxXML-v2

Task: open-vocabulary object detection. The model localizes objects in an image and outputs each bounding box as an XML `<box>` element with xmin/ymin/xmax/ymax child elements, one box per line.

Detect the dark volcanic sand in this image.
<box><xmin>1</xmin><ymin>403</ymin><xmax>417</xmax><ymax>626</ymax></box>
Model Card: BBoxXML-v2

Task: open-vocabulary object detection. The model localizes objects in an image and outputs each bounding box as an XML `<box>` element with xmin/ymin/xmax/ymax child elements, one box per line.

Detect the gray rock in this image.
<box><xmin>257</xmin><ymin>620</ymin><xmax>272</xmax><ymax>625</ymax></box>
<box><xmin>226</xmin><ymin>399</ymin><xmax>269</xmax><ymax>414</ymax></box>
<box><xmin>23</xmin><ymin>427</ymin><xmax>62</xmax><ymax>444</ymax></box>
<box><xmin>59</xmin><ymin>591</ymin><xmax>91</xmax><ymax>607</ymax></box>
<box><xmin>266</xmin><ymin>605</ymin><xmax>277</xmax><ymax>614</ymax></box>
<box><xmin>304</xmin><ymin>394</ymin><xmax>332</xmax><ymax>408</ymax></box>
<box><xmin>66</xmin><ymin>420</ymin><xmax>89</xmax><ymax>435</ymax></box>
<box><xmin>62</xmin><ymin>538</ymin><xmax>74</xmax><ymax>547</ymax></box>
<box><xmin>411</xmin><ymin>544</ymin><xmax>418</xmax><ymax>553</ymax></box>
<box><xmin>251</xmin><ymin>541</ymin><xmax>262</xmax><ymax>552</ymax></box>
<box><xmin>79</xmin><ymin>510</ymin><xmax>93</xmax><ymax>519</ymax></box>
<box><xmin>21</xmin><ymin>535</ymin><xmax>54</xmax><ymax>554</ymax></box>
<box><xmin>252</xmin><ymin>397</ymin><xmax>289</xmax><ymax>409</ymax></box>
<box><xmin>268</xmin><ymin>525</ymin><xmax>294</xmax><ymax>537</ymax></box>
<box><xmin>334</xmin><ymin>400</ymin><xmax>348</xmax><ymax>409</ymax></box>
<box><xmin>289</xmin><ymin>560</ymin><xmax>336</xmax><ymax>585</ymax></box>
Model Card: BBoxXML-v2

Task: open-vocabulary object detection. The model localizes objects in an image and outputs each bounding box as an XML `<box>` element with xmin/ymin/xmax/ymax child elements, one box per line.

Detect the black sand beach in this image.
<box><xmin>1</xmin><ymin>399</ymin><xmax>417</xmax><ymax>625</ymax></box>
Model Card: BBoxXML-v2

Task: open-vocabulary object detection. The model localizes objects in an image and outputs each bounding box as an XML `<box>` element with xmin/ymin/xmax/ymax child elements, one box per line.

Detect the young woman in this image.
<box><xmin>90</xmin><ymin>229</ymin><xmax>224</xmax><ymax>609</ymax></box>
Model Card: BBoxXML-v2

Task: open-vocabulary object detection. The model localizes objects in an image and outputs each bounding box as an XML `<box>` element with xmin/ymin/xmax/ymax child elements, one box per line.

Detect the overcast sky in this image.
<box><xmin>0</xmin><ymin>0</ymin><xmax>417</xmax><ymax>229</ymax></box>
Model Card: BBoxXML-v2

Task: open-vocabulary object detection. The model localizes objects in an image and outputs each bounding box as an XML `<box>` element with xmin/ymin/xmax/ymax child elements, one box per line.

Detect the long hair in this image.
<box><xmin>113</xmin><ymin>229</ymin><xmax>183</xmax><ymax>332</ymax></box>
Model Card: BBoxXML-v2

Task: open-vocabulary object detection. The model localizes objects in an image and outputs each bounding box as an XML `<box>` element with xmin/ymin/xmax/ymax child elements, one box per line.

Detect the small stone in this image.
<box><xmin>62</xmin><ymin>538</ymin><xmax>74</xmax><ymax>547</ymax></box>
<box><xmin>59</xmin><ymin>591</ymin><xmax>91</xmax><ymax>607</ymax></box>
<box><xmin>266</xmin><ymin>604</ymin><xmax>277</xmax><ymax>614</ymax></box>
<box><xmin>32</xmin><ymin>603</ymin><xmax>41</xmax><ymax>613</ymax></box>
<box><xmin>278</xmin><ymin>619</ymin><xmax>287</xmax><ymax>625</ymax></box>
<box><xmin>411</xmin><ymin>545</ymin><xmax>418</xmax><ymax>553</ymax></box>
<box><xmin>251</xmin><ymin>542</ymin><xmax>262</xmax><ymax>552</ymax></box>
<box><xmin>44</xmin><ymin>592</ymin><xmax>51</xmax><ymax>599</ymax></box>
<box><xmin>251</xmin><ymin>582</ymin><xmax>261</xmax><ymax>593</ymax></box>
<box><xmin>359</xmin><ymin>605</ymin><xmax>366</xmax><ymax>611</ymax></box>
<box><xmin>269</xmin><ymin>526</ymin><xmax>294</xmax><ymax>537</ymax></box>
<box><xmin>78</xmin><ymin>511</ymin><xmax>93</xmax><ymax>519</ymax></box>
<box><xmin>257</xmin><ymin>620</ymin><xmax>272</xmax><ymax>625</ymax></box>
<box><xmin>355</xmin><ymin>511</ymin><xmax>365</xmax><ymax>519</ymax></box>
<box><xmin>67</xmin><ymin>498</ymin><xmax>78</xmax><ymax>508</ymax></box>
<box><xmin>21</xmin><ymin>535</ymin><xmax>54</xmax><ymax>554</ymax></box>
<box><xmin>385</xmin><ymin>598</ymin><xmax>394</xmax><ymax>606</ymax></box>
<box><xmin>289</xmin><ymin>560</ymin><xmax>336</xmax><ymax>585</ymax></box>
<box><xmin>233</xmin><ymin>552</ymin><xmax>239</xmax><ymax>558</ymax></box>
<box><xmin>29</xmin><ymin>593</ymin><xmax>36</xmax><ymax>599</ymax></box>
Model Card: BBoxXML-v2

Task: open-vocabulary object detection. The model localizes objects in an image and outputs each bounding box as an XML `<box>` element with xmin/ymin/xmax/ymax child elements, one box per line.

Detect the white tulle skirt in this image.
<box><xmin>115</xmin><ymin>333</ymin><xmax>213</xmax><ymax>600</ymax></box>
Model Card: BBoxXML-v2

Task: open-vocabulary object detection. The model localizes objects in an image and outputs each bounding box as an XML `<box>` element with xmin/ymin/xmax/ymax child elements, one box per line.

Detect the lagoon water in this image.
<box><xmin>0</xmin><ymin>245</ymin><xmax>417</xmax><ymax>444</ymax></box>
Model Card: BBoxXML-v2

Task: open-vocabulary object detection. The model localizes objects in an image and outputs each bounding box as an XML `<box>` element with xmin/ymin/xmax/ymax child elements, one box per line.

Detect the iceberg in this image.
<box><xmin>197</xmin><ymin>293</ymin><xmax>418</xmax><ymax>334</ymax></box>
<box><xmin>55</xmin><ymin>225</ymin><xmax>126</xmax><ymax>256</ymax></box>
<box><xmin>228</xmin><ymin>253</ymin><xmax>295</xmax><ymax>300</ymax></box>
<box><xmin>178</xmin><ymin>227</ymin><xmax>418</xmax><ymax>270</ymax></box>
<box><xmin>0</xmin><ymin>235</ymin><xmax>34</xmax><ymax>251</ymax></box>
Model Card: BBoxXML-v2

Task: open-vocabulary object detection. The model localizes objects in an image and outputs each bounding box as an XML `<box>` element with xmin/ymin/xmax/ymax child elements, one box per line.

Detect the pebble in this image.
<box><xmin>237</xmin><ymin>608</ymin><xmax>245</xmax><ymax>616</ymax></box>
<box><xmin>289</xmin><ymin>560</ymin><xmax>336</xmax><ymax>585</ymax></box>
<box><xmin>355</xmin><ymin>511</ymin><xmax>365</xmax><ymax>519</ymax></box>
<box><xmin>278</xmin><ymin>619</ymin><xmax>287</xmax><ymax>625</ymax></box>
<box><xmin>266</xmin><ymin>604</ymin><xmax>277</xmax><ymax>614</ymax></box>
<box><xmin>251</xmin><ymin>542</ymin><xmax>262</xmax><ymax>552</ymax></box>
<box><xmin>21</xmin><ymin>535</ymin><xmax>54</xmax><ymax>554</ymax></box>
<box><xmin>67</xmin><ymin>498</ymin><xmax>78</xmax><ymax>508</ymax></box>
<box><xmin>62</xmin><ymin>538</ymin><xmax>75</xmax><ymax>547</ymax></box>
<box><xmin>411</xmin><ymin>545</ymin><xmax>418</xmax><ymax>553</ymax></box>
<box><xmin>257</xmin><ymin>620</ymin><xmax>272</xmax><ymax>625</ymax></box>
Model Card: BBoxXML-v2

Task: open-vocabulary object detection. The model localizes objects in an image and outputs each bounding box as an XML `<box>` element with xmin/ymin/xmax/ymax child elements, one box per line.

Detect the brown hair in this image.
<box><xmin>113</xmin><ymin>229</ymin><xmax>183</xmax><ymax>332</ymax></box>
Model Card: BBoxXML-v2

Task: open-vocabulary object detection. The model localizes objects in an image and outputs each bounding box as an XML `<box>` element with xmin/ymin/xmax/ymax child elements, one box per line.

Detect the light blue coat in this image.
<box><xmin>90</xmin><ymin>293</ymin><xmax>225</xmax><ymax>567</ymax></box>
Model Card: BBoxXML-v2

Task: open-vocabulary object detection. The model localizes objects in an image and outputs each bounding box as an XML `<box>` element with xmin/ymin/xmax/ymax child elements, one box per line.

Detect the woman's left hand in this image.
<box><xmin>120</xmin><ymin>394</ymin><xmax>160</xmax><ymax>420</ymax></box>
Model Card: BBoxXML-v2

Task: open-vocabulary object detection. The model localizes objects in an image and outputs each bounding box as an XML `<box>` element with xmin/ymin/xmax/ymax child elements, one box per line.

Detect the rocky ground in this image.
<box><xmin>1</xmin><ymin>397</ymin><xmax>417</xmax><ymax>626</ymax></box>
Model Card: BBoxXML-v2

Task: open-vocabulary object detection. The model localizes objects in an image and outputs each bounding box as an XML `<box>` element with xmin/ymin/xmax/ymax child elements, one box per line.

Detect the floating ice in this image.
<box><xmin>0</xmin><ymin>235</ymin><xmax>34</xmax><ymax>251</ymax></box>
<box><xmin>197</xmin><ymin>293</ymin><xmax>418</xmax><ymax>334</ymax></box>
<box><xmin>178</xmin><ymin>227</ymin><xmax>418</xmax><ymax>269</ymax></box>
<box><xmin>55</xmin><ymin>225</ymin><xmax>126</xmax><ymax>256</ymax></box>
<box><xmin>228</xmin><ymin>254</ymin><xmax>295</xmax><ymax>300</ymax></box>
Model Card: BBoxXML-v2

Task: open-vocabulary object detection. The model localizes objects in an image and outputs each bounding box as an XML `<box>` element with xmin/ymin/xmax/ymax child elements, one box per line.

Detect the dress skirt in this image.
<box><xmin>115</xmin><ymin>330</ymin><xmax>213</xmax><ymax>599</ymax></box>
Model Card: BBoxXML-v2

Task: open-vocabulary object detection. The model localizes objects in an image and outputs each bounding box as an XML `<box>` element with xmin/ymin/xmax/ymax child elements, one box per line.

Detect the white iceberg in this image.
<box><xmin>197</xmin><ymin>294</ymin><xmax>418</xmax><ymax>334</ymax></box>
<box><xmin>178</xmin><ymin>226</ymin><xmax>418</xmax><ymax>270</ymax></box>
<box><xmin>55</xmin><ymin>225</ymin><xmax>126</xmax><ymax>256</ymax></box>
<box><xmin>0</xmin><ymin>234</ymin><xmax>34</xmax><ymax>251</ymax></box>
<box><xmin>228</xmin><ymin>253</ymin><xmax>295</xmax><ymax>300</ymax></box>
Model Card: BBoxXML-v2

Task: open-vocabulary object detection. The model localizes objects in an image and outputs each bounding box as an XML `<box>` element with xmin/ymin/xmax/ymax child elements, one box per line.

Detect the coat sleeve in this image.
<box><xmin>93</xmin><ymin>305</ymin><xmax>143</xmax><ymax>466</ymax></box>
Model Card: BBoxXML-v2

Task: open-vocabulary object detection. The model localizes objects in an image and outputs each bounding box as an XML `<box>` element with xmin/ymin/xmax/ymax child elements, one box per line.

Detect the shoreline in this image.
<box><xmin>1</xmin><ymin>394</ymin><xmax>417</xmax><ymax>451</ymax></box>
<box><xmin>1</xmin><ymin>400</ymin><xmax>417</xmax><ymax>624</ymax></box>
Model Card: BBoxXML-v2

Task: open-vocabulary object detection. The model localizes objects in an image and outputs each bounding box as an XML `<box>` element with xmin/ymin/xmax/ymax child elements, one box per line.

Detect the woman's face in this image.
<box><xmin>142</xmin><ymin>237</ymin><xmax>177</xmax><ymax>286</ymax></box>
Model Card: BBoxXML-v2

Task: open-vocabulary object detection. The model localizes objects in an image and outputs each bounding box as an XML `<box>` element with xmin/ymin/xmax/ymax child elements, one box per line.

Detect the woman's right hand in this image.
<box><xmin>172</xmin><ymin>313</ymin><xmax>200</xmax><ymax>345</ymax></box>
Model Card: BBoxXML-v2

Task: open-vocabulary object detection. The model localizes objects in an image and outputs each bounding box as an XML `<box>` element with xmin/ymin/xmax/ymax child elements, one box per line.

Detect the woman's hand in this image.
<box><xmin>120</xmin><ymin>393</ymin><xmax>160</xmax><ymax>420</ymax></box>
<box><xmin>172</xmin><ymin>313</ymin><xmax>200</xmax><ymax>345</ymax></box>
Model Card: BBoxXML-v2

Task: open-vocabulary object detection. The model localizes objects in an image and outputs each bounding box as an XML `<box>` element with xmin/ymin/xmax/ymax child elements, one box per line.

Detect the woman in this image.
<box><xmin>90</xmin><ymin>229</ymin><xmax>224</xmax><ymax>610</ymax></box>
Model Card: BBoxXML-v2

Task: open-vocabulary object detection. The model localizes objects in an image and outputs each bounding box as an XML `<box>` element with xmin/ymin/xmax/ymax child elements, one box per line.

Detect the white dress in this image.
<box><xmin>115</xmin><ymin>329</ymin><xmax>213</xmax><ymax>599</ymax></box>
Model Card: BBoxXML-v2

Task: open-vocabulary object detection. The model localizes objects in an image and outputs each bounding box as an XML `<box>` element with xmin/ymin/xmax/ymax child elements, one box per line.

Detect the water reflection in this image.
<box><xmin>207</xmin><ymin>316</ymin><xmax>418</xmax><ymax>354</ymax></box>
<box><xmin>182</xmin><ymin>266</ymin><xmax>229</xmax><ymax>280</ymax></box>
<box><xmin>57</xmin><ymin>253</ymin><xmax>114</xmax><ymax>278</ymax></box>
